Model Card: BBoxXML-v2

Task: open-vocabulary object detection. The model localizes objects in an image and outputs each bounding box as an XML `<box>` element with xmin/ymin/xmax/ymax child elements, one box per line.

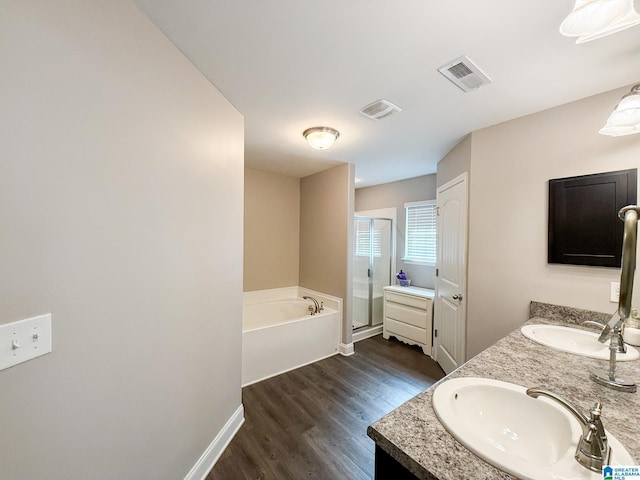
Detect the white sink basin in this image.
<box><xmin>432</xmin><ymin>377</ymin><xmax>634</xmax><ymax>480</ymax></box>
<box><xmin>521</xmin><ymin>324</ymin><xmax>639</xmax><ymax>361</ymax></box>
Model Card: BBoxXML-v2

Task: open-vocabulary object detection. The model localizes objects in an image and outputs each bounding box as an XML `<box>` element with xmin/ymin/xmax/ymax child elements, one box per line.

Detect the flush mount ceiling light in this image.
<box><xmin>599</xmin><ymin>84</ymin><xmax>640</xmax><ymax>136</ymax></box>
<box><xmin>560</xmin><ymin>0</ymin><xmax>640</xmax><ymax>43</ymax></box>
<box><xmin>303</xmin><ymin>126</ymin><xmax>340</xmax><ymax>150</ymax></box>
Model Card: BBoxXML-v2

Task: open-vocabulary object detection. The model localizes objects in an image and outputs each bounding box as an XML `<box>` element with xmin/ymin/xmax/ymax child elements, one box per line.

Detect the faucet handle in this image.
<box><xmin>589</xmin><ymin>402</ymin><xmax>602</xmax><ymax>420</ymax></box>
<box><xmin>588</xmin><ymin>403</ymin><xmax>607</xmax><ymax>445</ymax></box>
<box><xmin>577</xmin><ymin>402</ymin><xmax>609</xmax><ymax>472</ymax></box>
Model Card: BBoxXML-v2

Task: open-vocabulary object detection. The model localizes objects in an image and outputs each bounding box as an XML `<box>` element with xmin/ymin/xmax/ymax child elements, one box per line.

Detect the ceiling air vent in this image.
<box><xmin>438</xmin><ymin>55</ymin><xmax>492</xmax><ymax>92</ymax></box>
<box><xmin>360</xmin><ymin>99</ymin><xmax>402</xmax><ymax>120</ymax></box>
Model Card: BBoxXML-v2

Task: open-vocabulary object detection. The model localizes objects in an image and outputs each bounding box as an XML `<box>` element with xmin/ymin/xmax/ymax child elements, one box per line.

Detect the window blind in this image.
<box><xmin>354</xmin><ymin>219</ymin><xmax>381</xmax><ymax>257</ymax></box>
<box><xmin>404</xmin><ymin>201</ymin><xmax>436</xmax><ymax>265</ymax></box>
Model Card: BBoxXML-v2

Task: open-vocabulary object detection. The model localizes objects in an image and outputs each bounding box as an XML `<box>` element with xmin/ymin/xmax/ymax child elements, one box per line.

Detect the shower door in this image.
<box><xmin>353</xmin><ymin>216</ymin><xmax>393</xmax><ymax>330</ymax></box>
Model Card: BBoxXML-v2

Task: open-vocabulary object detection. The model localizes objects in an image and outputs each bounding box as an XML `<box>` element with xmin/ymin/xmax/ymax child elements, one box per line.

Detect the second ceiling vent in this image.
<box><xmin>438</xmin><ymin>55</ymin><xmax>492</xmax><ymax>92</ymax></box>
<box><xmin>360</xmin><ymin>99</ymin><xmax>402</xmax><ymax>120</ymax></box>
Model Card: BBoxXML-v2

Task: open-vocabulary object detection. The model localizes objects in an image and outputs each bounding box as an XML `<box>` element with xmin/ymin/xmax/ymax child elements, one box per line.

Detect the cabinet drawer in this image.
<box><xmin>385</xmin><ymin>302</ymin><xmax>427</xmax><ymax>329</ymax></box>
<box><xmin>385</xmin><ymin>318</ymin><xmax>427</xmax><ymax>345</ymax></box>
<box><xmin>385</xmin><ymin>291</ymin><xmax>429</xmax><ymax>310</ymax></box>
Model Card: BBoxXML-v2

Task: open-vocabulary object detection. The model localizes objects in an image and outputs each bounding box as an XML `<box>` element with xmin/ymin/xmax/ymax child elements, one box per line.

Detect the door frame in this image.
<box><xmin>433</xmin><ymin>172</ymin><xmax>468</xmax><ymax>370</ymax></box>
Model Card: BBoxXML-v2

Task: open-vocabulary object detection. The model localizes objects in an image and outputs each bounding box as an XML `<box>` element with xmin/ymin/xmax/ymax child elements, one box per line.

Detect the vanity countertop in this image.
<box><xmin>383</xmin><ymin>285</ymin><xmax>435</xmax><ymax>299</ymax></box>
<box><xmin>367</xmin><ymin>317</ymin><xmax>640</xmax><ymax>480</ymax></box>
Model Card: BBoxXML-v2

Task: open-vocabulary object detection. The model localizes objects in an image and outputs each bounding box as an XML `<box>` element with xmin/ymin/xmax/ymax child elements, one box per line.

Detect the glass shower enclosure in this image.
<box><xmin>352</xmin><ymin>216</ymin><xmax>393</xmax><ymax>330</ymax></box>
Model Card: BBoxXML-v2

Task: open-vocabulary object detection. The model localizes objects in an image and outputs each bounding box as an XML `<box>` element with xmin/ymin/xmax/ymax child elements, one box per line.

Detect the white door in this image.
<box><xmin>434</xmin><ymin>173</ymin><xmax>468</xmax><ymax>374</ymax></box>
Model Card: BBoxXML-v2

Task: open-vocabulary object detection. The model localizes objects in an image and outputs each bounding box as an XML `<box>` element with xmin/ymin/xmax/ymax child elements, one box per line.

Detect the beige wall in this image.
<box><xmin>437</xmin><ymin>134</ymin><xmax>471</xmax><ymax>188</ymax></box>
<box><xmin>466</xmin><ymin>85</ymin><xmax>640</xmax><ymax>358</ymax></box>
<box><xmin>356</xmin><ymin>174</ymin><xmax>438</xmax><ymax>289</ymax></box>
<box><xmin>300</xmin><ymin>164</ymin><xmax>355</xmax><ymax>344</ymax></box>
<box><xmin>0</xmin><ymin>2</ymin><xmax>244</xmax><ymax>479</ymax></box>
<box><xmin>244</xmin><ymin>168</ymin><xmax>300</xmax><ymax>291</ymax></box>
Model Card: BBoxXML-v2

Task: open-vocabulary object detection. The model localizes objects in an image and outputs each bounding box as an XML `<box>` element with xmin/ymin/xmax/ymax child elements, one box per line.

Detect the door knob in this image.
<box><xmin>452</xmin><ymin>294</ymin><xmax>463</xmax><ymax>301</ymax></box>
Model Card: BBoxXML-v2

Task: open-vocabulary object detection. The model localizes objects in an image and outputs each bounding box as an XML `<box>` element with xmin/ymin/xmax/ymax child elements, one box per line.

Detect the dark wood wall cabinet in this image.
<box><xmin>548</xmin><ymin>168</ymin><xmax>637</xmax><ymax>267</ymax></box>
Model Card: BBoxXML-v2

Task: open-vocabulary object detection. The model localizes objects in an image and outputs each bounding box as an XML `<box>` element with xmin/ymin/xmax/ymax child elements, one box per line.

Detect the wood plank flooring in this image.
<box><xmin>207</xmin><ymin>335</ymin><xmax>445</xmax><ymax>480</ymax></box>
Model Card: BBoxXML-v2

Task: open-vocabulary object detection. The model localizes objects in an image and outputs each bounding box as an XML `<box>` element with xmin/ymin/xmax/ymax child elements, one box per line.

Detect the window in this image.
<box><xmin>354</xmin><ymin>219</ymin><xmax>381</xmax><ymax>257</ymax></box>
<box><xmin>403</xmin><ymin>200</ymin><xmax>436</xmax><ymax>265</ymax></box>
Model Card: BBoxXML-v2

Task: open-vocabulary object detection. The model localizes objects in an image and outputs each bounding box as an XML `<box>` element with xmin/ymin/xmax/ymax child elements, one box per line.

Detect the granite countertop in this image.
<box><xmin>367</xmin><ymin>308</ymin><xmax>640</xmax><ymax>480</ymax></box>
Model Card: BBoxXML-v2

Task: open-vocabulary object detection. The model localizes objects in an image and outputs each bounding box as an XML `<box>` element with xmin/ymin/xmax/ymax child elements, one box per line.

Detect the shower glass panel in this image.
<box><xmin>353</xmin><ymin>216</ymin><xmax>392</xmax><ymax>330</ymax></box>
<box><xmin>353</xmin><ymin>218</ymin><xmax>371</xmax><ymax>330</ymax></box>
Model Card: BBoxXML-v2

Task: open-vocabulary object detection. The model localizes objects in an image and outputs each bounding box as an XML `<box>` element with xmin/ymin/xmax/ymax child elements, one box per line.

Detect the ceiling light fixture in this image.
<box><xmin>560</xmin><ymin>0</ymin><xmax>640</xmax><ymax>43</ymax></box>
<box><xmin>599</xmin><ymin>84</ymin><xmax>640</xmax><ymax>136</ymax></box>
<box><xmin>303</xmin><ymin>126</ymin><xmax>340</xmax><ymax>150</ymax></box>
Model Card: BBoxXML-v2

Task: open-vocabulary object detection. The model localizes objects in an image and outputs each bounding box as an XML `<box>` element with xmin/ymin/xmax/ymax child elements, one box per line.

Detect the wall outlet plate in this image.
<box><xmin>0</xmin><ymin>314</ymin><xmax>52</xmax><ymax>371</ymax></box>
<box><xmin>611</xmin><ymin>282</ymin><xmax>620</xmax><ymax>303</ymax></box>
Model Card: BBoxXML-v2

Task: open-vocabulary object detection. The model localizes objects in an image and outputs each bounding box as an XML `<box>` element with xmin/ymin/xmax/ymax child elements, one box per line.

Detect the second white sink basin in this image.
<box><xmin>432</xmin><ymin>377</ymin><xmax>634</xmax><ymax>480</ymax></box>
<box><xmin>521</xmin><ymin>324</ymin><xmax>639</xmax><ymax>361</ymax></box>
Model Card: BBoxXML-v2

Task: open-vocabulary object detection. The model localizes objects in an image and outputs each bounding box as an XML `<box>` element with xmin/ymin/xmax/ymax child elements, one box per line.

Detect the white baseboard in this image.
<box><xmin>184</xmin><ymin>404</ymin><xmax>245</xmax><ymax>480</ymax></box>
<box><xmin>339</xmin><ymin>342</ymin><xmax>354</xmax><ymax>356</ymax></box>
<box><xmin>353</xmin><ymin>325</ymin><xmax>382</xmax><ymax>343</ymax></box>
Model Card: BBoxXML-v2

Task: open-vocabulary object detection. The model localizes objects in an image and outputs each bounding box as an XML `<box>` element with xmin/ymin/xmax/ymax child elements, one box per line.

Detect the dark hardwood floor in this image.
<box><xmin>207</xmin><ymin>334</ymin><xmax>445</xmax><ymax>480</ymax></box>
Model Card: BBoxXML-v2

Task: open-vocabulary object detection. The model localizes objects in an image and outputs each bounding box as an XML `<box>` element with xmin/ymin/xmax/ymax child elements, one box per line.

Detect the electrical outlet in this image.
<box><xmin>611</xmin><ymin>282</ymin><xmax>620</xmax><ymax>303</ymax></box>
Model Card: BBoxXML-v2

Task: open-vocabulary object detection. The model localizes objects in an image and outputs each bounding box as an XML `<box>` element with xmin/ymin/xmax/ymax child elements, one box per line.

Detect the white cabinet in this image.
<box><xmin>383</xmin><ymin>286</ymin><xmax>434</xmax><ymax>356</ymax></box>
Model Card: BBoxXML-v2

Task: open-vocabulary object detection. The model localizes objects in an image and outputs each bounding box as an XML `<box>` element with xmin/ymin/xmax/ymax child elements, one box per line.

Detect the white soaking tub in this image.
<box><xmin>242</xmin><ymin>287</ymin><xmax>342</xmax><ymax>386</ymax></box>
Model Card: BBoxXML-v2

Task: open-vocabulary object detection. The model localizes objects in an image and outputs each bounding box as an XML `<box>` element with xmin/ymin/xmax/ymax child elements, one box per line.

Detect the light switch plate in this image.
<box><xmin>0</xmin><ymin>314</ymin><xmax>52</xmax><ymax>371</ymax></box>
<box><xmin>611</xmin><ymin>282</ymin><xmax>620</xmax><ymax>303</ymax></box>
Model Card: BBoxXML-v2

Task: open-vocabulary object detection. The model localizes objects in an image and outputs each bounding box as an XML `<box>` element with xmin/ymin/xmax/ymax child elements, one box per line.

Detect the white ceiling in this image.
<box><xmin>133</xmin><ymin>0</ymin><xmax>640</xmax><ymax>188</ymax></box>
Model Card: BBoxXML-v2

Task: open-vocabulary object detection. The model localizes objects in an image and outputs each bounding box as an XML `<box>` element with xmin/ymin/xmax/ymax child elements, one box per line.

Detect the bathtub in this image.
<box><xmin>242</xmin><ymin>287</ymin><xmax>342</xmax><ymax>386</ymax></box>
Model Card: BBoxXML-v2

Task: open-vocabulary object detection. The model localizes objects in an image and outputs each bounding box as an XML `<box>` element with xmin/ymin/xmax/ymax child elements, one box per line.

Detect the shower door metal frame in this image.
<box><xmin>354</xmin><ymin>215</ymin><xmax>393</xmax><ymax>330</ymax></box>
